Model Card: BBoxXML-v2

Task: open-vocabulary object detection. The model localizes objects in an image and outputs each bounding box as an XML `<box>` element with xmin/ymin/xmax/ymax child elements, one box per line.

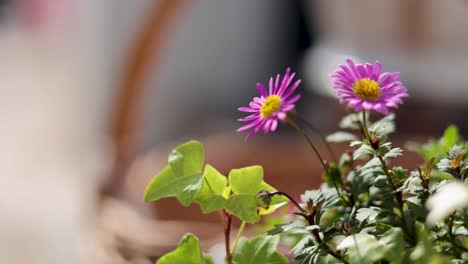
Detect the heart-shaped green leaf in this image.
<box><xmin>157</xmin><ymin>234</ymin><xmax>214</xmax><ymax>264</ymax></box>
<box><xmin>225</xmin><ymin>194</ymin><xmax>259</xmax><ymax>223</ymax></box>
<box><xmin>195</xmin><ymin>164</ymin><xmax>228</xmax><ymax>213</ymax></box>
<box><xmin>144</xmin><ymin>141</ymin><xmax>205</xmax><ymax>206</ymax></box>
<box><xmin>144</xmin><ymin>165</ymin><xmax>203</xmax><ymax>206</ymax></box>
<box><xmin>229</xmin><ymin>166</ymin><xmax>263</xmax><ymax>195</ymax></box>
<box><xmin>169</xmin><ymin>140</ymin><xmax>204</xmax><ymax>177</ymax></box>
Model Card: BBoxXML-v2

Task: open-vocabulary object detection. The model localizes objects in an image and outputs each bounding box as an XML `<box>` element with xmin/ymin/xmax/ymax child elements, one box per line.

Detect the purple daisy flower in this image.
<box><xmin>330</xmin><ymin>58</ymin><xmax>408</xmax><ymax>115</ymax></box>
<box><xmin>237</xmin><ymin>68</ymin><xmax>302</xmax><ymax>140</ymax></box>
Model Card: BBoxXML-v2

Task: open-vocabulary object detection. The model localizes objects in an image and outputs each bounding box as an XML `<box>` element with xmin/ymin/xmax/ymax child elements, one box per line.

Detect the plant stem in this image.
<box><xmin>361</xmin><ymin>110</ymin><xmax>371</xmax><ymax>143</ymax></box>
<box><xmin>230</xmin><ymin>221</ymin><xmax>247</xmax><ymax>256</ymax></box>
<box><xmin>287</xmin><ymin>117</ymin><xmax>328</xmax><ymax>173</ymax></box>
<box><xmin>223</xmin><ymin>210</ymin><xmax>233</xmax><ymax>264</ymax></box>
<box><xmin>287</xmin><ymin>118</ymin><xmax>346</xmax><ymax>200</ymax></box>
<box><xmin>360</xmin><ymin>110</ymin><xmax>417</xmax><ymax>245</ymax></box>
<box><xmin>296</xmin><ymin>114</ymin><xmax>338</xmax><ymax>163</ymax></box>
<box><xmin>269</xmin><ymin>191</ymin><xmax>305</xmax><ymax>213</ymax></box>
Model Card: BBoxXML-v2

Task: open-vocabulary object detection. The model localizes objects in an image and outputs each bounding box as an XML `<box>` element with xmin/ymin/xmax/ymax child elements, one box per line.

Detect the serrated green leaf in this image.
<box><xmin>169</xmin><ymin>140</ymin><xmax>204</xmax><ymax>177</ymax></box>
<box><xmin>229</xmin><ymin>166</ymin><xmax>263</xmax><ymax>195</ymax></box>
<box><xmin>195</xmin><ymin>164</ymin><xmax>228</xmax><ymax>213</ymax></box>
<box><xmin>326</xmin><ymin>131</ymin><xmax>358</xmax><ymax>143</ymax></box>
<box><xmin>157</xmin><ymin>233</ymin><xmax>213</xmax><ymax>264</ymax></box>
<box><xmin>267</xmin><ymin>222</ymin><xmax>302</xmax><ymax>235</ymax></box>
<box><xmin>339</xmin><ymin>113</ymin><xmax>361</xmax><ymax>130</ymax></box>
<box><xmin>383</xmin><ymin>147</ymin><xmax>403</xmax><ymax>159</ymax></box>
<box><xmin>226</xmin><ymin>194</ymin><xmax>259</xmax><ymax>223</ymax></box>
<box><xmin>144</xmin><ymin>165</ymin><xmax>203</xmax><ymax>206</ymax></box>
<box><xmin>232</xmin><ymin>236</ymin><xmax>288</xmax><ymax>264</ymax></box>
<box><xmin>380</xmin><ymin>228</ymin><xmax>404</xmax><ymax>263</ymax></box>
<box><xmin>337</xmin><ymin>233</ymin><xmax>385</xmax><ymax>264</ymax></box>
<box><xmin>353</xmin><ymin>144</ymin><xmax>374</xmax><ymax>160</ymax></box>
<box><xmin>355</xmin><ymin>207</ymin><xmax>381</xmax><ymax>223</ymax></box>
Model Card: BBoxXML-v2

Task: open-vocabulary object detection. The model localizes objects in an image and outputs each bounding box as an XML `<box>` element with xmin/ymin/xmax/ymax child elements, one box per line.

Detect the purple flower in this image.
<box><xmin>237</xmin><ymin>68</ymin><xmax>302</xmax><ymax>140</ymax></box>
<box><xmin>330</xmin><ymin>58</ymin><xmax>408</xmax><ymax>115</ymax></box>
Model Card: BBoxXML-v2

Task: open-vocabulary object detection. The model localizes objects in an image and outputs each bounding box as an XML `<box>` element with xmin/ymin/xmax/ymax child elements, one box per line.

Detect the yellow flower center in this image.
<box><xmin>260</xmin><ymin>95</ymin><xmax>281</xmax><ymax>118</ymax></box>
<box><xmin>353</xmin><ymin>78</ymin><xmax>381</xmax><ymax>101</ymax></box>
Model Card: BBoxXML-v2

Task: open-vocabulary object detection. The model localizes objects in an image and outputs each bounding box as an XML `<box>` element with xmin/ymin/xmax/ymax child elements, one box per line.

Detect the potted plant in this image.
<box><xmin>143</xmin><ymin>59</ymin><xmax>467</xmax><ymax>263</ymax></box>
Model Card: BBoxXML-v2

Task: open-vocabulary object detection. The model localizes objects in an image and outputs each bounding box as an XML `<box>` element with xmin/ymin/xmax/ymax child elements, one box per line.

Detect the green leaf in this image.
<box><xmin>144</xmin><ymin>141</ymin><xmax>205</xmax><ymax>206</ymax></box>
<box><xmin>353</xmin><ymin>144</ymin><xmax>374</xmax><ymax>160</ymax></box>
<box><xmin>157</xmin><ymin>234</ymin><xmax>213</xmax><ymax>264</ymax></box>
<box><xmin>195</xmin><ymin>164</ymin><xmax>228</xmax><ymax>213</ymax></box>
<box><xmin>267</xmin><ymin>222</ymin><xmax>302</xmax><ymax>236</ymax></box>
<box><xmin>355</xmin><ymin>207</ymin><xmax>381</xmax><ymax>223</ymax></box>
<box><xmin>232</xmin><ymin>236</ymin><xmax>288</xmax><ymax>264</ymax></box>
<box><xmin>144</xmin><ymin>165</ymin><xmax>203</xmax><ymax>206</ymax></box>
<box><xmin>337</xmin><ymin>233</ymin><xmax>385</xmax><ymax>264</ymax></box>
<box><xmin>442</xmin><ymin>125</ymin><xmax>460</xmax><ymax>148</ymax></box>
<box><xmin>225</xmin><ymin>194</ymin><xmax>259</xmax><ymax>223</ymax></box>
<box><xmin>169</xmin><ymin>140</ymin><xmax>204</xmax><ymax>177</ymax></box>
<box><xmin>383</xmin><ymin>147</ymin><xmax>403</xmax><ymax>159</ymax></box>
<box><xmin>326</xmin><ymin>131</ymin><xmax>358</xmax><ymax>143</ymax></box>
<box><xmin>380</xmin><ymin>228</ymin><xmax>405</xmax><ymax>263</ymax></box>
<box><xmin>228</xmin><ymin>166</ymin><xmax>263</xmax><ymax>195</ymax></box>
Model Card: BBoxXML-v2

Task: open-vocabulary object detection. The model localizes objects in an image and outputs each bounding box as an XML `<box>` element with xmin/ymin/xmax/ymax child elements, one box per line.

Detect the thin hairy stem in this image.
<box><xmin>296</xmin><ymin>114</ymin><xmax>338</xmax><ymax>163</ymax></box>
<box><xmin>269</xmin><ymin>191</ymin><xmax>305</xmax><ymax>213</ymax></box>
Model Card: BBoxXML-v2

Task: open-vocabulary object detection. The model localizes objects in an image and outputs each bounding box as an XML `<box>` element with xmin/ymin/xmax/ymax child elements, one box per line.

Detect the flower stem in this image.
<box><xmin>286</xmin><ymin>117</ymin><xmax>328</xmax><ymax>174</ymax></box>
<box><xmin>360</xmin><ymin>110</ymin><xmax>416</xmax><ymax>245</ymax></box>
<box><xmin>361</xmin><ymin>110</ymin><xmax>371</xmax><ymax>143</ymax></box>
<box><xmin>269</xmin><ymin>191</ymin><xmax>305</xmax><ymax>213</ymax></box>
<box><xmin>287</xmin><ymin>117</ymin><xmax>346</xmax><ymax>202</ymax></box>
<box><xmin>230</xmin><ymin>221</ymin><xmax>247</xmax><ymax>256</ymax></box>
<box><xmin>296</xmin><ymin>114</ymin><xmax>338</xmax><ymax>163</ymax></box>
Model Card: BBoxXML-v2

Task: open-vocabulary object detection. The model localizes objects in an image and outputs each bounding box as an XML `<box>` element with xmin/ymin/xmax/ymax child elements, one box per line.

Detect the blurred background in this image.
<box><xmin>0</xmin><ymin>0</ymin><xmax>467</xmax><ymax>263</ymax></box>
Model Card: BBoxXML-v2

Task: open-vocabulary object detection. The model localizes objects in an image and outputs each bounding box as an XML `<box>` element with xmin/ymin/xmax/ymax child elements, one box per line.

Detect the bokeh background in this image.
<box><xmin>0</xmin><ymin>0</ymin><xmax>467</xmax><ymax>263</ymax></box>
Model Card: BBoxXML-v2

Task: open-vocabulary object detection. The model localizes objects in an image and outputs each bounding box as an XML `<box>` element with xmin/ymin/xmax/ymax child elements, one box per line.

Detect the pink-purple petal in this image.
<box><xmin>237</xmin><ymin>67</ymin><xmax>302</xmax><ymax>139</ymax></box>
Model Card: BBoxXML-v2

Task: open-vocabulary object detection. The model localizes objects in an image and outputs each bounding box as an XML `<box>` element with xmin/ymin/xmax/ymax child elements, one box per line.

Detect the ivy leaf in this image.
<box><xmin>225</xmin><ymin>194</ymin><xmax>259</xmax><ymax>223</ymax></box>
<box><xmin>195</xmin><ymin>164</ymin><xmax>228</xmax><ymax>213</ymax></box>
<box><xmin>144</xmin><ymin>141</ymin><xmax>205</xmax><ymax>206</ymax></box>
<box><xmin>169</xmin><ymin>140</ymin><xmax>204</xmax><ymax>177</ymax></box>
<box><xmin>232</xmin><ymin>236</ymin><xmax>288</xmax><ymax>264</ymax></box>
<box><xmin>157</xmin><ymin>234</ymin><xmax>213</xmax><ymax>264</ymax></box>
<box><xmin>229</xmin><ymin>166</ymin><xmax>263</xmax><ymax>195</ymax></box>
<box><xmin>326</xmin><ymin>131</ymin><xmax>358</xmax><ymax>143</ymax></box>
<box><xmin>144</xmin><ymin>165</ymin><xmax>203</xmax><ymax>206</ymax></box>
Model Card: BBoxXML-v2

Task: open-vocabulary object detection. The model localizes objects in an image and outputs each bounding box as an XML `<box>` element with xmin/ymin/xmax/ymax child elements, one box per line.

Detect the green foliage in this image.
<box><xmin>144</xmin><ymin>165</ymin><xmax>203</xmax><ymax>206</ymax></box>
<box><xmin>195</xmin><ymin>165</ymin><xmax>228</xmax><ymax>213</ymax></box>
<box><xmin>226</xmin><ymin>194</ymin><xmax>259</xmax><ymax>223</ymax></box>
<box><xmin>156</xmin><ymin>234</ymin><xmax>213</xmax><ymax>264</ymax></box>
<box><xmin>229</xmin><ymin>166</ymin><xmax>263</xmax><ymax>195</ymax></box>
<box><xmin>144</xmin><ymin>141</ymin><xmax>205</xmax><ymax>206</ymax></box>
<box><xmin>143</xmin><ymin>109</ymin><xmax>468</xmax><ymax>264</ymax></box>
<box><xmin>231</xmin><ymin>236</ymin><xmax>288</xmax><ymax>264</ymax></box>
<box><xmin>408</xmin><ymin>125</ymin><xmax>466</xmax><ymax>161</ymax></box>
